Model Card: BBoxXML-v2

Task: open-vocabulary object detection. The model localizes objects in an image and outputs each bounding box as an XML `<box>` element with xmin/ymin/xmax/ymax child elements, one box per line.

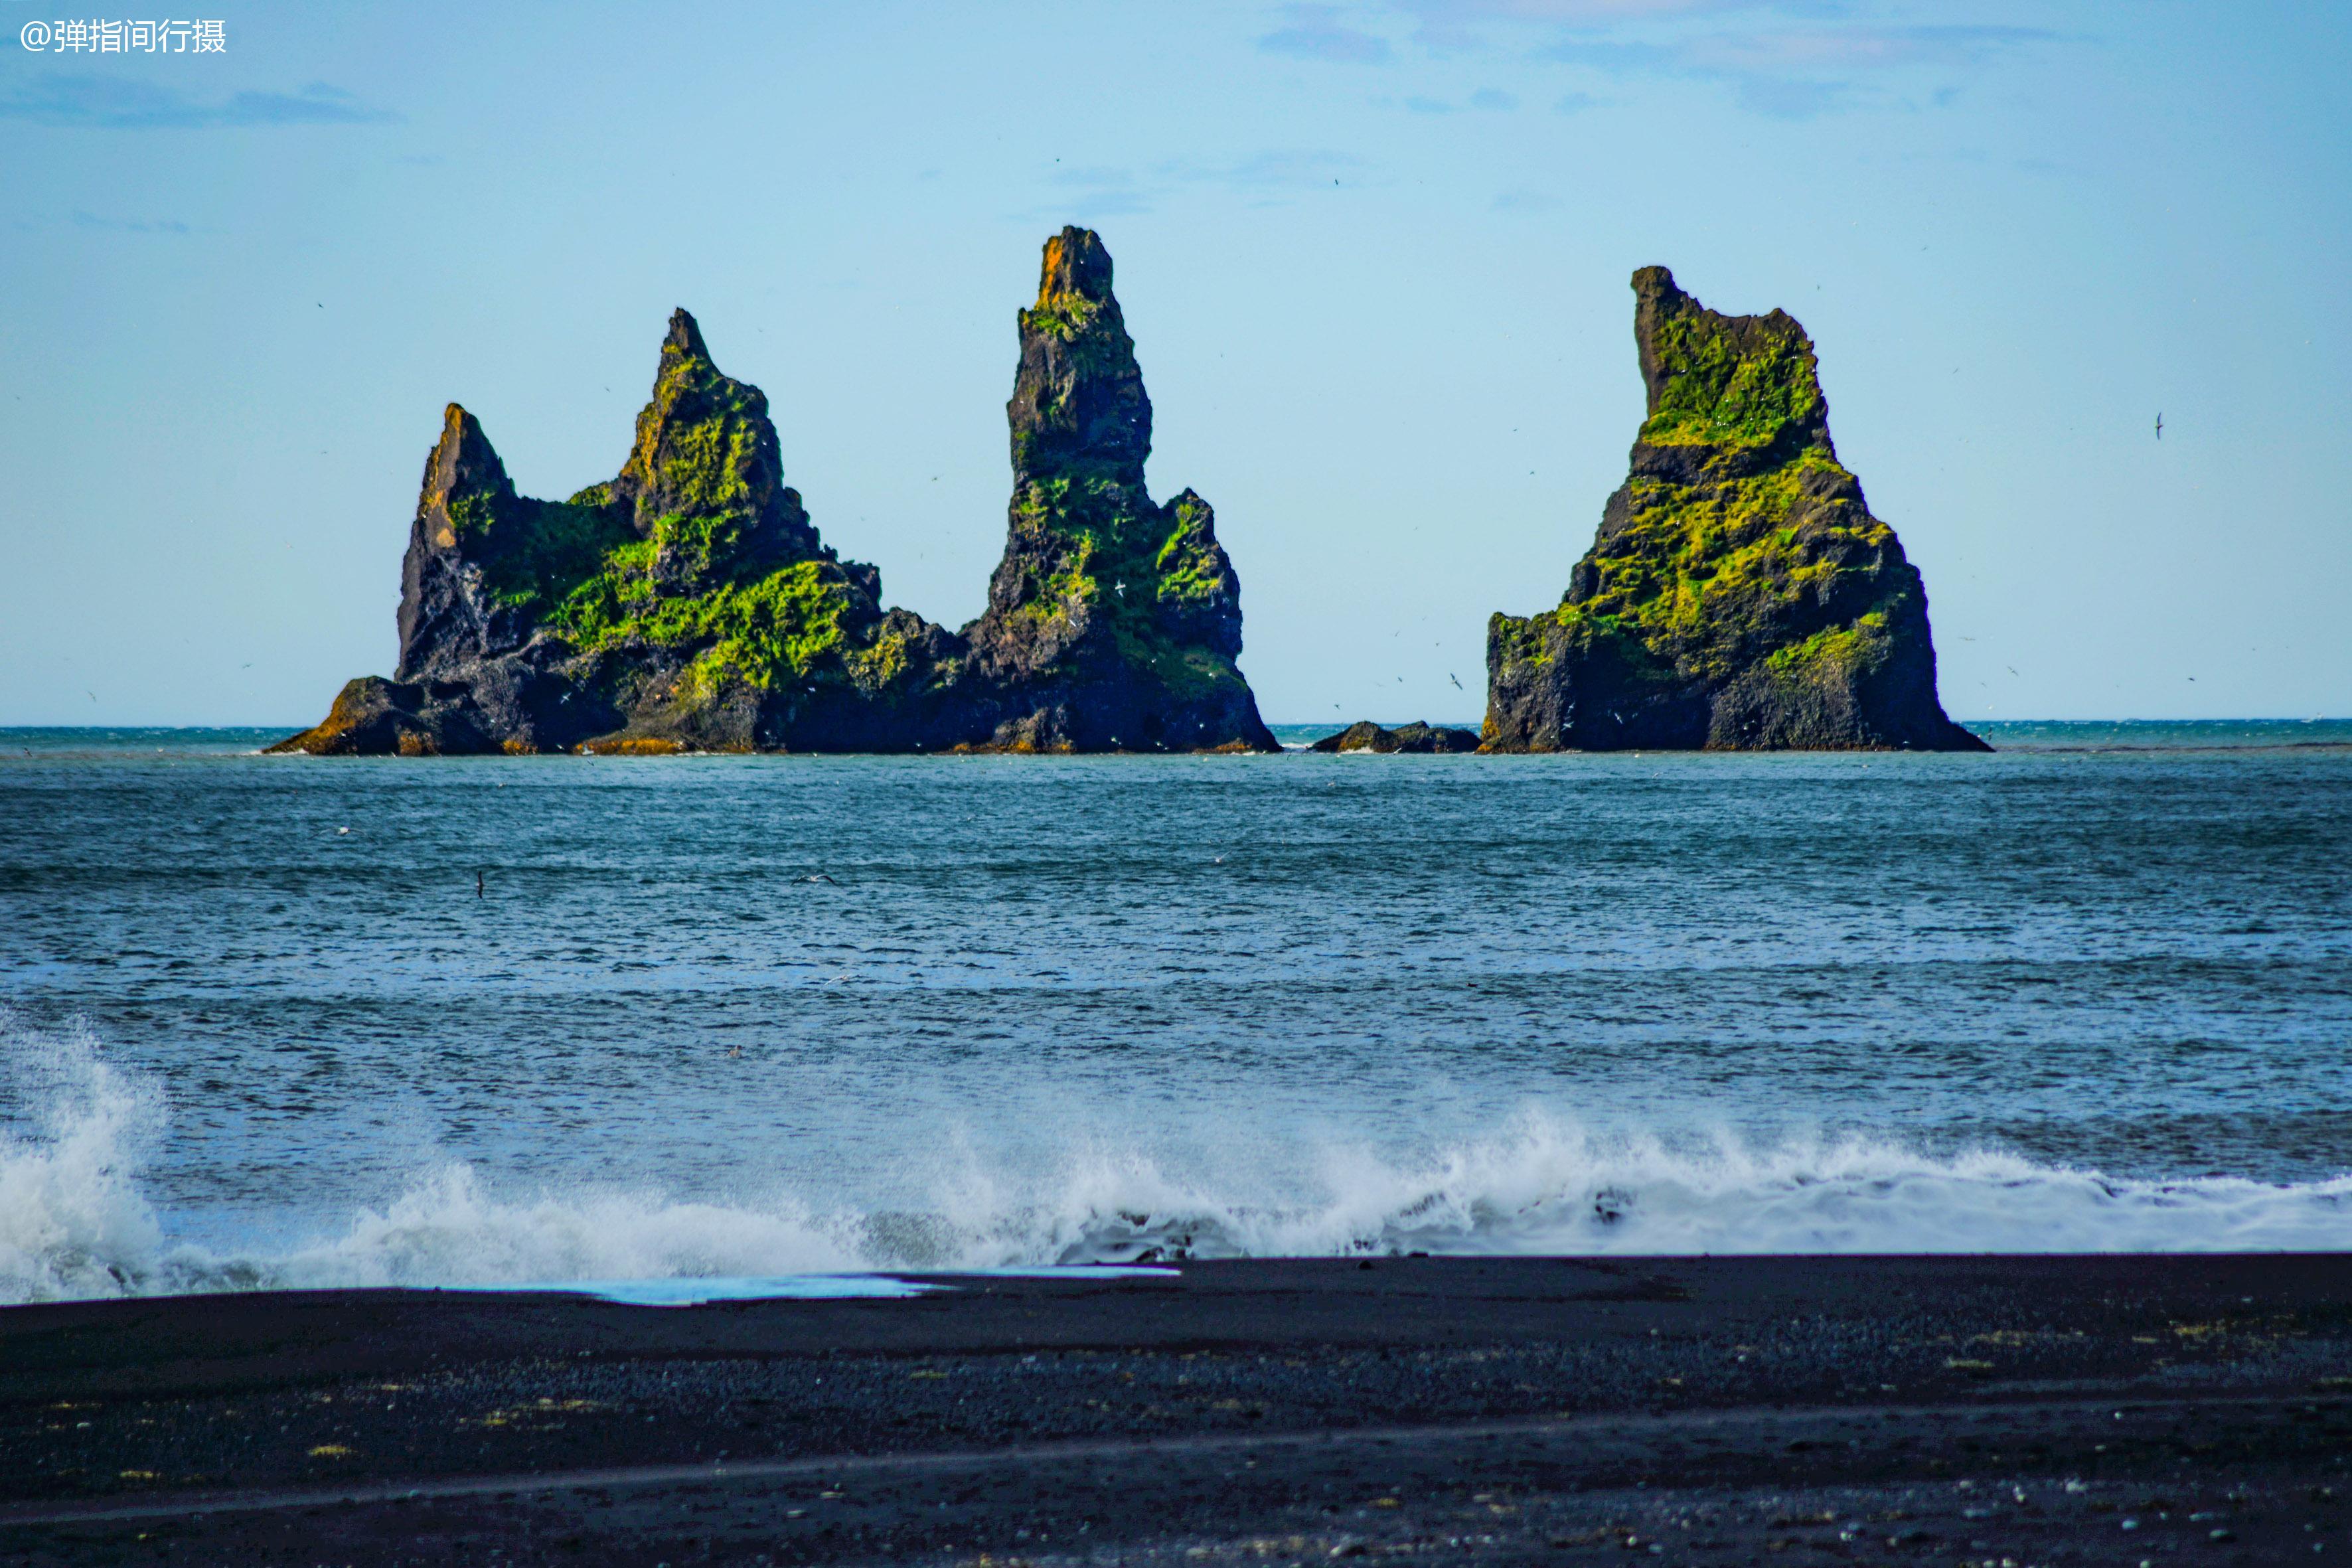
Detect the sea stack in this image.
<box><xmin>958</xmin><ymin>228</ymin><xmax>1277</xmax><ymax>752</ymax></box>
<box><xmin>271</xmin><ymin>229</ymin><xmax>1276</xmax><ymax>755</ymax></box>
<box><xmin>271</xmin><ymin>309</ymin><xmax>963</xmax><ymax>755</ymax></box>
<box><xmin>1483</xmin><ymin>268</ymin><xmax>1986</xmax><ymax>752</ymax></box>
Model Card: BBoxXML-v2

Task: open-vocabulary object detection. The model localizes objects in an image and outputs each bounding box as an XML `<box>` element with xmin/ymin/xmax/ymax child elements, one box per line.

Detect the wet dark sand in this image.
<box><xmin>3</xmin><ymin>1255</ymin><xmax>2349</xmax><ymax>1564</ymax></box>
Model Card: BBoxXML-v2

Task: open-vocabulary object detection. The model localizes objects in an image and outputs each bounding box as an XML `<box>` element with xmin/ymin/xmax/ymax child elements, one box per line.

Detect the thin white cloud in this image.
<box><xmin>0</xmin><ymin>75</ymin><xmax>398</xmax><ymax>129</ymax></box>
<box><xmin>1682</xmin><ymin>25</ymin><xmax>2055</xmax><ymax>74</ymax></box>
<box><xmin>1552</xmin><ymin>22</ymin><xmax>2057</xmax><ymax>118</ymax></box>
<box><xmin>1403</xmin><ymin>0</ymin><xmax>1765</xmax><ymax>48</ymax></box>
<box><xmin>1424</xmin><ymin>0</ymin><xmax>1748</xmax><ymax>13</ymax></box>
<box><xmin>1175</xmin><ymin>149</ymin><xmax>1369</xmax><ymax>189</ymax></box>
<box><xmin>72</xmin><ymin>210</ymin><xmax>191</xmax><ymax>234</ymax></box>
<box><xmin>1252</xmin><ymin>2</ymin><xmax>2066</xmax><ymax>118</ymax></box>
<box><xmin>1402</xmin><ymin>86</ymin><xmax>1522</xmax><ymax>112</ymax></box>
<box><xmin>1048</xmin><ymin>165</ymin><xmax>1157</xmax><ymax>219</ymax></box>
<box><xmin>1259</xmin><ymin>5</ymin><xmax>1397</xmax><ymax>62</ymax></box>
<box><xmin>1492</xmin><ymin>185</ymin><xmax>1564</xmax><ymax>210</ymax></box>
<box><xmin>1040</xmin><ymin>150</ymin><xmax>1368</xmax><ymax>219</ymax></box>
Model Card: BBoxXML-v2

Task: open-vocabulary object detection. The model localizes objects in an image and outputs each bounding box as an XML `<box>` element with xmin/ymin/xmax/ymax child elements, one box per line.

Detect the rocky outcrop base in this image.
<box><xmin>1309</xmin><ymin>720</ymin><xmax>1482</xmax><ymax>754</ymax></box>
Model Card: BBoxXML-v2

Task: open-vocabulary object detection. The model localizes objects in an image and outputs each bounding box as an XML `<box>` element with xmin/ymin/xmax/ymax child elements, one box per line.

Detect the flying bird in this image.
<box><xmin>1449</xmin><ymin>674</ymin><xmax>1463</xmax><ymax>690</ymax></box>
<box><xmin>2155</xmin><ymin>412</ymin><xmax>2163</xmax><ymax>440</ymax></box>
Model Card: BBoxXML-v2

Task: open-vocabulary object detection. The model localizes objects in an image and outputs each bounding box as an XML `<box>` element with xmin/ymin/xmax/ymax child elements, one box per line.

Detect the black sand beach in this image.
<box><xmin>3</xmin><ymin>1256</ymin><xmax>2349</xmax><ymax>1564</ymax></box>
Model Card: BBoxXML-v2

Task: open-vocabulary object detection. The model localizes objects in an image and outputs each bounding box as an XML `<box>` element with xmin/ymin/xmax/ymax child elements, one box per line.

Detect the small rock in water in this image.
<box><xmin>1309</xmin><ymin>720</ymin><xmax>1480</xmax><ymax>754</ymax></box>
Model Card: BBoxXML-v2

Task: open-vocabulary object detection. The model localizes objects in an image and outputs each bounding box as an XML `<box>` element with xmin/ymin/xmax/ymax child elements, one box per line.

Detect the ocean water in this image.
<box><xmin>2</xmin><ymin>720</ymin><xmax>2349</xmax><ymax>1302</ymax></box>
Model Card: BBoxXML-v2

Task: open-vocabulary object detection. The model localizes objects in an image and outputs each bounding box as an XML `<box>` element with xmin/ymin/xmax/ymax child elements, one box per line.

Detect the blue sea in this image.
<box><xmin>3</xmin><ymin>720</ymin><xmax>2349</xmax><ymax>1302</ymax></box>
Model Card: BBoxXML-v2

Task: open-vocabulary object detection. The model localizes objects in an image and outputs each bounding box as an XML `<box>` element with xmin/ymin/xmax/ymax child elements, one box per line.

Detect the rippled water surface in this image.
<box><xmin>3</xmin><ymin>721</ymin><xmax>2349</xmax><ymax>1300</ymax></box>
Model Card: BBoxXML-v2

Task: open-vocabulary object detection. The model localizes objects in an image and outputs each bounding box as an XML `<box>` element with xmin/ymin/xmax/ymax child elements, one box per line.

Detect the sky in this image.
<box><xmin>1</xmin><ymin>0</ymin><xmax>2346</xmax><ymax>728</ymax></box>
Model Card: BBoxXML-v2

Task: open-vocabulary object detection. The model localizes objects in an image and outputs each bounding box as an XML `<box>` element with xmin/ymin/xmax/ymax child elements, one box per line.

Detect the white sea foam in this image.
<box><xmin>3</xmin><ymin>1020</ymin><xmax>2349</xmax><ymax>1304</ymax></box>
<box><xmin>265</xmin><ymin>1163</ymin><xmax>869</xmax><ymax>1291</ymax></box>
<box><xmin>0</xmin><ymin>1018</ymin><xmax>187</xmax><ymax>1300</ymax></box>
<box><xmin>963</xmin><ymin>1120</ymin><xmax>2352</xmax><ymax>1263</ymax></box>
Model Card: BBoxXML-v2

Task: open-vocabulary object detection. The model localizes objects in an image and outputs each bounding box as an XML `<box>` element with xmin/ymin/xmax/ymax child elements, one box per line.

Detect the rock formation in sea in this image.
<box><xmin>957</xmin><ymin>228</ymin><xmax>1276</xmax><ymax>753</ymax></box>
<box><xmin>272</xmin><ymin>228</ymin><xmax>1276</xmax><ymax>755</ymax></box>
<box><xmin>1484</xmin><ymin>268</ymin><xmax>1986</xmax><ymax>753</ymax></box>
<box><xmin>1310</xmin><ymin>720</ymin><xmax>1481</xmax><ymax>754</ymax></box>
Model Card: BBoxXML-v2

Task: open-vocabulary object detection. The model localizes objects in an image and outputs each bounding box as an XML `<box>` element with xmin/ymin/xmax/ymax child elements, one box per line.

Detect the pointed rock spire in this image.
<box><xmin>396</xmin><ymin>405</ymin><xmax>524</xmax><ymax>680</ymax></box>
<box><xmin>611</xmin><ymin>308</ymin><xmax>817</xmax><ymax>572</ymax></box>
<box><xmin>966</xmin><ymin>230</ymin><xmax>1275</xmax><ymax>752</ymax></box>
<box><xmin>416</xmin><ymin>404</ymin><xmax>516</xmax><ymax>552</ymax></box>
<box><xmin>1008</xmin><ymin>225</ymin><xmax>1152</xmax><ymax>488</ymax></box>
<box><xmin>665</xmin><ymin>307</ymin><xmax>709</xmax><ymax>360</ymax></box>
<box><xmin>1036</xmin><ymin>226</ymin><xmax>1116</xmax><ymax>304</ymax></box>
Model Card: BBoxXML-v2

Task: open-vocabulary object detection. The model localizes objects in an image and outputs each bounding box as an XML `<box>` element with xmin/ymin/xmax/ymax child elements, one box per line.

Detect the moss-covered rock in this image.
<box><xmin>274</xmin><ymin>309</ymin><xmax>963</xmax><ymax>755</ymax></box>
<box><xmin>273</xmin><ymin>232</ymin><xmax>1276</xmax><ymax>757</ymax></box>
<box><xmin>955</xmin><ymin>228</ymin><xmax>1277</xmax><ymax>753</ymax></box>
<box><xmin>1484</xmin><ymin>268</ymin><xmax>1987</xmax><ymax>753</ymax></box>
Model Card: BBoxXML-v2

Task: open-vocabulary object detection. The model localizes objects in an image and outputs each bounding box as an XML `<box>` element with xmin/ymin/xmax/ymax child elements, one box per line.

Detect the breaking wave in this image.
<box><xmin>5</xmin><ymin>1016</ymin><xmax>2349</xmax><ymax>1304</ymax></box>
<box><xmin>0</xmin><ymin>1018</ymin><xmax>180</xmax><ymax>1300</ymax></box>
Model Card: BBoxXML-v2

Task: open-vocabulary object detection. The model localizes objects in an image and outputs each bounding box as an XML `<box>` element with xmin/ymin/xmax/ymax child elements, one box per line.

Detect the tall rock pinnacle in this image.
<box><xmin>962</xmin><ymin>228</ymin><xmax>1275</xmax><ymax>751</ymax></box>
<box><xmin>1006</xmin><ymin>228</ymin><xmax>1152</xmax><ymax>488</ymax></box>
<box><xmin>272</xmin><ymin>229</ymin><xmax>1277</xmax><ymax>757</ymax></box>
<box><xmin>1484</xmin><ymin>268</ymin><xmax>1986</xmax><ymax>753</ymax></box>
<box><xmin>395</xmin><ymin>405</ymin><xmax>529</xmax><ymax>680</ymax></box>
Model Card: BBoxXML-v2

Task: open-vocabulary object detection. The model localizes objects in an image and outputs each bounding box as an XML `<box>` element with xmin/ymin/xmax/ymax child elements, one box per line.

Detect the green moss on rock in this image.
<box><xmin>557</xmin><ymin>554</ymin><xmax>853</xmax><ymax>692</ymax></box>
<box><xmin>1636</xmin><ymin>285</ymin><xmax>1824</xmax><ymax>451</ymax></box>
<box><xmin>1485</xmin><ymin>267</ymin><xmax>1984</xmax><ymax>753</ymax></box>
<box><xmin>477</xmin><ymin>498</ymin><xmax>635</xmax><ymax>614</ymax></box>
<box><xmin>277</xmin><ymin>234</ymin><xmax>1278</xmax><ymax>757</ymax></box>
